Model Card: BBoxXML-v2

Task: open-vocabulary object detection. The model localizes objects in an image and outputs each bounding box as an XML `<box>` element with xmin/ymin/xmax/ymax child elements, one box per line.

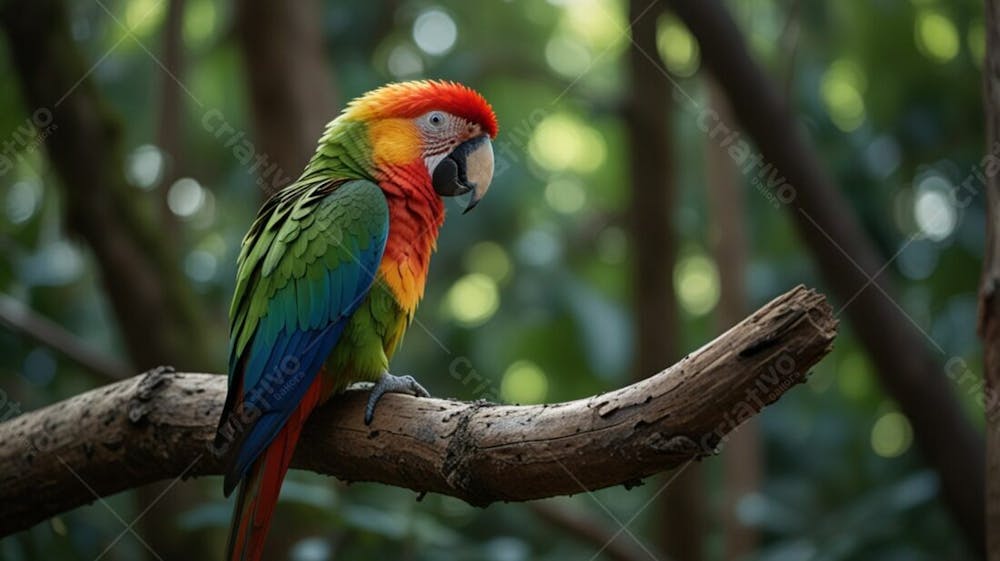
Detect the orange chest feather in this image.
<box><xmin>376</xmin><ymin>177</ymin><xmax>445</xmax><ymax>315</ymax></box>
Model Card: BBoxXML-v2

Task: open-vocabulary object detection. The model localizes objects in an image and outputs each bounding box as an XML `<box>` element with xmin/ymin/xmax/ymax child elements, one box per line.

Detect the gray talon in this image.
<box><xmin>365</xmin><ymin>372</ymin><xmax>430</xmax><ymax>425</ymax></box>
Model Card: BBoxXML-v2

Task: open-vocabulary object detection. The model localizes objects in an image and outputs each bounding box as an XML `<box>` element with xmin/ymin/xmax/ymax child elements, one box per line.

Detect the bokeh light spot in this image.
<box><xmin>820</xmin><ymin>59</ymin><xmax>867</xmax><ymax>132</ymax></box>
<box><xmin>559</xmin><ymin>0</ymin><xmax>623</xmax><ymax>50</ymax></box>
<box><xmin>444</xmin><ymin>273</ymin><xmax>500</xmax><ymax>327</ymax></box>
<box><xmin>838</xmin><ymin>353</ymin><xmax>874</xmax><ymax>400</ymax></box>
<box><xmin>913</xmin><ymin>175</ymin><xmax>957</xmax><ymax>241</ymax></box>
<box><xmin>464</xmin><ymin>241</ymin><xmax>512</xmax><ymax>283</ymax></box>
<box><xmin>500</xmin><ymin>360</ymin><xmax>548</xmax><ymax>404</ymax></box>
<box><xmin>167</xmin><ymin>178</ymin><xmax>206</xmax><ymax>218</ymax></box>
<box><xmin>674</xmin><ymin>253</ymin><xmax>720</xmax><ymax>316</ymax></box>
<box><xmin>413</xmin><ymin>8</ymin><xmax>457</xmax><ymax>56</ymax></box>
<box><xmin>184</xmin><ymin>0</ymin><xmax>216</xmax><ymax>45</ymax></box>
<box><xmin>516</xmin><ymin>229</ymin><xmax>562</xmax><ymax>266</ymax></box>
<box><xmin>387</xmin><ymin>45</ymin><xmax>424</xmax><ymax>78</ymax></box>
<box><xmin>657</xmin><ymin>16</ymin><xmax>699</xmax><ymax>77</ymax></box>
<box><xmin>545</xmin><ymin>35</ymin><xmax>592</xmax><ymax>77</ymax></box>
<box><xmin>125</xmin><ymin>0</ymin><xmax>165</xmax><ymax>36</ymax></box>
<box><xmin>6</xmin><ymin>180</ymin><xmax>42</xmax><ymax>224</ymax></box>
<box><xmin>529</xmin><ymin>114</ymin><xmax>606</xmax><ymax>173</ymax></box>
<box><xmin>544</xmin><ymin>178</ymin><xmax>587</xmax><ymax>214</ymax></box>
<box><xmin>915</xmin><ymin>11</ymin><xmax>960</xmax><ymax>63</ymax></box>
<box><xmin>127</xmin><ymin>144</ymin><xmax>164</xmax><ymax>190</ymax></box>
<box><xmin>185</xmin><ymin>250</ymin><xmax>218</xmax><ymax>283</ymax></box>
<box><xmin>871</xmin><ymin>411</ymin><xmax>913</xmax><ymax>458</ymax></box>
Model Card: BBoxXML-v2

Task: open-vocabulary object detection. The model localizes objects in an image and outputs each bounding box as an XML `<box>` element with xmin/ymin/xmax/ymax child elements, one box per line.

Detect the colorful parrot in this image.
<box><xmin>214</xmin><ymin>80</ymin><xmax>498</xmax><ymax>561</ymax></box>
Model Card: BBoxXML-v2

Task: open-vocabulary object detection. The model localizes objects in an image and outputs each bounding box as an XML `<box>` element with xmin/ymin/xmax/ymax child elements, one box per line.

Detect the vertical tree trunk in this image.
<box><xmin>235</xmin><ymin>0</ymin><xmax>336</xmax><ymax>197</ymax></box>
<box><xmin>665</xmin><ymin>0</ymin><xmax>985</xmax><ymax>550</ymax></box>
<box><xmin>0</xmin><ymin>0</ymin><xmax>213</xmax><ymax>371</ymax></box>
<box><xmin>1</xmin><ymin>2</ymin><xmax>216</xmax><ymax>559</ymax></box>
<box><xmin>705</xmin><ymin>80</ymin><xmax>760</xmax><ymax>560</ymax></box>
<box><xmin>156</xmin><ymin>0</ymin><xmax>185</xmax><ymax>235</ymax></box>
<box><xmin>980</xmin><ymin>1</ymin><xmax>1000</xmax><ymax>557</ymax></box>
<box><xmin>626</xmin><ymin>1</ymin><xmax>704</xmax><ymax>559</ymax></box>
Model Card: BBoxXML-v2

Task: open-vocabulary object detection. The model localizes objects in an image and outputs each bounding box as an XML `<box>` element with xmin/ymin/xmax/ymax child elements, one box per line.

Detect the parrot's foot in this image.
<box><xmin>365</xmin><ymin>372</ymin><xmax>430</xmax><ymax>425</ymax></box>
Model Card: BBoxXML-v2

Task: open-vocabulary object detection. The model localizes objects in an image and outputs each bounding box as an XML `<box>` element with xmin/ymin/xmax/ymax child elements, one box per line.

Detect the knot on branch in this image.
<box><xmin>127</xmin><ymin>365</ymin><xmax>176</xmax><ymax>425</ymax></box>
<box><xmin>645</xmin><ymin>433</ymin><xmax>703</xmax><ymax>457</ymax></box>
<box><xmin>442</xmin><ymin>400</ymin><xmax>495</xmax><ymax>507</ymax></box>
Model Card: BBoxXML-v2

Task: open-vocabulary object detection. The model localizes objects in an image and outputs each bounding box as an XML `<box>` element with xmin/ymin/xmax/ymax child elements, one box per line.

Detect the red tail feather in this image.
<box><xmin>225</xmin><ymin>373</ymin><xmax>328</xmax><ymax>561</ymax></box>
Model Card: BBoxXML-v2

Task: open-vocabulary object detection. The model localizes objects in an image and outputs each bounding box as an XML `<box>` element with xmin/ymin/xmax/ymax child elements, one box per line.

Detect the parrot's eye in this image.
<box><xmin>427</xmin><ymin>111</ymin><xmax>446</xmax><ymax>127</ymax></box>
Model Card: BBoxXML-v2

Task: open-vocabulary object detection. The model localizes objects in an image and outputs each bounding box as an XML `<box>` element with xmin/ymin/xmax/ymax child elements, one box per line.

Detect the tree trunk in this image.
<box><xmin>705</xmin><ymin>79</ymin><xmax>760</xmax><ymax>560</ymax></box>
<box><xmin>665</xmin><ymin>0</ymin><xmax>985</xmax><ymax>550</ymax></box>
<box><xmin>234</xmin><ymin>0</ymin><xmax>336</xmax><ymax>197</ymax></box>
<box><xmin>0</xmin><ymin>0</ymin><xmax>213</xmax><ymax>371</ymax></box>
<box><xmin>155</xmin><ymin>0</ymin><xmax>185</xmax><ymax>235</ymax></box>
<box><xmin>626</xmin><ymin>1</ymin><xmax>704</xmax><ymax>559</ymax></box>
<box><xmin>0</xmin><ymin>3</ymin><xmax>219</xmax><ymax>558</ymax></box>
<box><xmin>980</xmin><ymin>0</ymin><xmax>1000</xmax><ymax>557</ymax></box>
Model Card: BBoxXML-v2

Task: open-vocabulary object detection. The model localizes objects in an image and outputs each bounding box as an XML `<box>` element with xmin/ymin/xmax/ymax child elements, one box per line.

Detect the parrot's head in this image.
<box><xmin>342</xmin><ymin>80</ymin><xmax>499</xmax><ymax>213</ymax></box>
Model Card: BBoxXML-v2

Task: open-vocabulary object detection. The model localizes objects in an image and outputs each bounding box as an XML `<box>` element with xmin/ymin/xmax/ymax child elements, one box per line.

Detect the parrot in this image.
<box><xmin>214</xmin><ymin>80</ymin><xmax>498</xmax><ymax>561</ymax></box>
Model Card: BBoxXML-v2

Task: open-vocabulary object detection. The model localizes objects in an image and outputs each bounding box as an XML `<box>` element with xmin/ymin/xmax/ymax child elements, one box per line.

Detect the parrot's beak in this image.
<box><xmin>432</xmin><ymin>134</ymin><xmax>493</xmax><ymax>214</ymax></box>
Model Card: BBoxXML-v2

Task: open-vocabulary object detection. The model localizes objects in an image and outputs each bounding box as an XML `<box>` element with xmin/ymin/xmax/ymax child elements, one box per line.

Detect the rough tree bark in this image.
<box><xmin>704</xmin><ymin>80</ymin><xmax>760</xmax><ymax>559</ymax></box>
<box><xmin>0</xmin><ymin>286</ymin><xmax>836</xmax><ymax>537</ymax></box>
<box><xmin>665</xmin><ymin>0</ymin><xmax>985</xmax><ymax>550</ymax></box>
<box><xmin>980</xmin><ymin>0</ymin><xmax>1000</xmax><ymax>557</ymax></box>
<box><xmin>626</xmin><ymin>1</ymin><xmax>704</xmax><ymax>559</ymax></box>
<box><xmin>0</xmin><ymin>0</ymin><xmax>213</xmax><ymax>371</ymax></box>
<box><xmin>235</xmin><ymin>0</ymin><xmax>336</xmax><ymax>197</ymax></box>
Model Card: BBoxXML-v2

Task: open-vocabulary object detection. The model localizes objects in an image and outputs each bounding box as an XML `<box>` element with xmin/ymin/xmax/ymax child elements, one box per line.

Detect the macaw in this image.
<box><xmin>214</xmin><ymin>80</ymin><xmax>498</xmax><ymax>561</ymax></box>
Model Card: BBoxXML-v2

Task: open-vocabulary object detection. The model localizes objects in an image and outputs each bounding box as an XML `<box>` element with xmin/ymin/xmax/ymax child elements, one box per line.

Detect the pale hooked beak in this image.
<box><xmin>431</xmin><ymin>135</ymin><xmax>494</xmax><ymax>214</ymax></box>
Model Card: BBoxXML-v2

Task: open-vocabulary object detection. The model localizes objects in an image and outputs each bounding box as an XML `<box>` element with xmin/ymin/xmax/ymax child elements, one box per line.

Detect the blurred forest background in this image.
<box><xmin>0</xmin><ymin>0</ymin><xmax>992</xmax><ymax>560</ymax></box>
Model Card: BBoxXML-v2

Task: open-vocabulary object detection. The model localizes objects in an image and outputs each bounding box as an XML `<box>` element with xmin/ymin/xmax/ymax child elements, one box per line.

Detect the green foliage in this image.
<box><xmin>0</xmin><ymin>0</ymin><xmax>986</xmax><ymax>559</ymax></box>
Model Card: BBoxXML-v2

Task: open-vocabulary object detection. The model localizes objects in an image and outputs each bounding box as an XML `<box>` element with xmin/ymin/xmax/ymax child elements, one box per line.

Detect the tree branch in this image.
<box><xmin>0</xmin><ymin>293</ymin><xmax>131</xmax><ymax>381</ymax></box>
<box><xmin>0</xmin><ymin>286</ymin><xmax>836</xmax><ymax>537</ymax></box>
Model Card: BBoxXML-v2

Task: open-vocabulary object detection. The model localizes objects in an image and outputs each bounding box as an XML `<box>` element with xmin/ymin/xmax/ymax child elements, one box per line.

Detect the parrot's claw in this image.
<box><xmin>365</xmin><ymin>372</ymin><xmax>430</xmax><ymax>425</ymax></box>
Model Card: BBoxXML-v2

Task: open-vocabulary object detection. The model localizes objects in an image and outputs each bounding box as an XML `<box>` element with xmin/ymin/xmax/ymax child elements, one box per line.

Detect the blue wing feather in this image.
<box><xmin>217</xmin><ymin>180</ymin><xmax>389</xmax><ymax>492</ymax></box>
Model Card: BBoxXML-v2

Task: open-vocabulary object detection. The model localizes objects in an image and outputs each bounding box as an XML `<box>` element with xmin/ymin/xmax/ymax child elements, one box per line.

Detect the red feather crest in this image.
<box><xmin>347</xmin><ymin>80</ymin><xmax>498</xmax><ymax>138</ymax></box>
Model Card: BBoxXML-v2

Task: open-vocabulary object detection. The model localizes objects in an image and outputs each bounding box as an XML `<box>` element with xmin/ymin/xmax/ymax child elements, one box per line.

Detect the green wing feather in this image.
<box><xmin>216</xmin><ymin>179</ymin><xmax>389</xmax><ymax>490</ymax></box>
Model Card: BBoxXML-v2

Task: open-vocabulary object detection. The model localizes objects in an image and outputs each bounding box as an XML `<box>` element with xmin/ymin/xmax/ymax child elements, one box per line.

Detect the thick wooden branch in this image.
<box><xmin>0</xmin><ymin>286</ymin><xmax>836</xmax><ymax>537</ymax></box>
